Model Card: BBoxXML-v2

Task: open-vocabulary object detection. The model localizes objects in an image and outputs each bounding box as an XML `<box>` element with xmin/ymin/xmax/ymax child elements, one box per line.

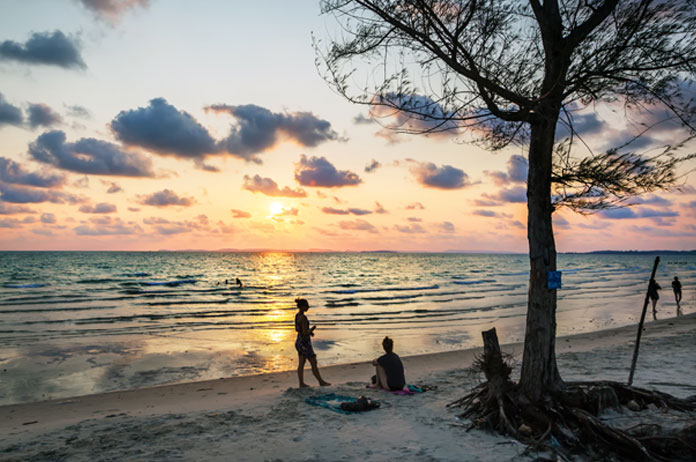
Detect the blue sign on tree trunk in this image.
<box><xmin>548</xmin><ymin>271</ymin><xmax>562</xmax><ymax>289</ymax></box>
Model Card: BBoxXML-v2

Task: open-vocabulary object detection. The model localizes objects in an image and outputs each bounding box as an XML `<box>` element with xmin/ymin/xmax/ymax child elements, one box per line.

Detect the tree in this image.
<box><xmin>317</xmin><ymin>0</ymin><xmax>696</xmax><ymax>403</ymax></box>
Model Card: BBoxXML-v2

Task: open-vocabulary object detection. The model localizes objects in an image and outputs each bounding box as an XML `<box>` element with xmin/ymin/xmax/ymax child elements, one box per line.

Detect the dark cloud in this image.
<box><xmin>76</xmin><ymin>0</ymin><xmax>149</xmax><ymax>24</ymax></box>
<box><xmin>438</xmin><ymin>221</ymin><xmax>455</xmax><ymax>233</ymax></box>
<box><xmin>0</xmin><ymin>93</ymin><xmax>23</xmax><ymax>127</ymax></box>
<box><xmin>29</xmin><ymin>130</ymin><xmax>154</xmax><ymax>177</ymax></box>
<box><xmin>41</xmin><ymin>212</ymin><xmax>56</xmax><ymax>224</ymax></box>
<box><xmin>74</xmin><ymin>217</ymin><xmax>142</xmax><ymax>235</ymax></box>
<box><xmin>628</xmin><ymin>195</ymin><xmax>672</xmax><ymax>206</ymax></box>
<box><xmin>407</xmin><ymin>217</ymin><xmax>422</xmax><ymax>222</ymax></box>
<box><xmin>0</xmin><ymin>183</ymin><xmax>82</xmax><ymax>204</ymax></box>
<box><xmin>405</xmin><ymin>202</ymin><xmax>424</xmax><ymax>210</ymax></box>
<box><xmin>365</xmin><ymin>159</ymin><xmax>381</xmax><ymax>173</ymax></box>
<box><xmin>485</xmin><ymin>155</ymin><xmax>528</xmax><ymax>186</ymax></box>
<box><xmin>207</xmin><ymin>104</ymin><xmax>340</xmax><ymax>161</ymax></box>
<box><xmin>231</xmin><ymin>209</ymin><xmax>251</xmax><ymax>218</ymax></box>
<box><xmin>242</xmin><ymin>174</ymin><xmax>306</xmax><ymax>198</ymax></box>
<box><xmin>598</xmin><ymin>206</ymin><xmax>679</xmax><ymax>220</ymax></box>
<box><xmin>0</xmin><ymin>202</ymin><xmax>34</xmax><ymax>214</ymax></box>
<box><xmin>553</xmin><ymin>216</ymin><xmax>571</xmax><ymax>229</ymax></box>
<box><xmin>348</xmin><ymin>208</ymin><xmax>372</xmax><ymax>216</ymax></box>
<box><xmin>0</xmin><ymin>31</ymin><xmax>85</xmax><ymax>69</ymax></box>
<box><xmin>79</xmin><ymin>202</ymin><xmax>117</xmax><ymax>214</ymax></box>
<box><xmin>599</xmin><ymin>208</ymin><xmax>638</xmax><ymax>219</ymax></box>
<box><xmin>294</xmin><ymin>155</ymin><xmax>361</xmax><ymax>188</ymax></box>
<box><xmin>556</xmin><ymin>110</ymin><xmax>604</xmax><ymax>140</ymax></box>
<box><xmin>395</xmin><ymin>223</ymin><xmax>426</xmax><ymax>234</ymax></box>
<box><xmin>338</xmin><ymin>219</ymin><xmax>378</xmax><ymax>234</ymax></box>
<box><xmin>374</xmin><ymin>202</ymin><xmax>387</xmax><ymax>214</ymax></box>
<box><xmin>409</xmin><ymin>161</ymin><xmax>470</xmax><ymax>189</ymax></box>
<box><xmin>0</xmin><ymin>157</ymin><xmax>65</xmax><ymax>188</ymax></box>
<box><xmin>111</xmin><ymin>98</ymin><xmax>218</xmax><ymax>159</ymax></box>
<box><xmin>28</xmin><ymin>103</ymin><xmax>62</xmax><ymax>128</ymax></box>
<box><xmin>32</xmin><ymin>228</ymin><xmax>54</xmax><ymax>236</ymax></box>
<box><xmin>138</xmin><ymin>189</ymin><xmax>194</xmax><ymax>207</ymax></box>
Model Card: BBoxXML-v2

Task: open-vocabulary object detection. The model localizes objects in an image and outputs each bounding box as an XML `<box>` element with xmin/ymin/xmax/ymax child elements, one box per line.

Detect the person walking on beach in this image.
<box><xmin>294</xmin><ymin>298</ymin><xmax>330</xmax><ymax>387</ymax></box>
<box><xmin>648</xmin><ymin>278</ymin><xmax>662</xmax><ymax>321</ymax></box>
<box><xmin>672</xmin><ymin>276</ymin><xmax>683</xmax><ymax>315</ymax></box>
<box><xmin>370</xmin><ymin>336</ymin><xmax>406</xmax><ymax>391</ymax></box>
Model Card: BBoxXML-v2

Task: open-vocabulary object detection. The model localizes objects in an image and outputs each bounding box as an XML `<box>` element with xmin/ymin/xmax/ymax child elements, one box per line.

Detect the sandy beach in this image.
<box><xmin>1</xmin><ymin>313</ymin><xmax>694</xmax><ymax>461</ymax></box>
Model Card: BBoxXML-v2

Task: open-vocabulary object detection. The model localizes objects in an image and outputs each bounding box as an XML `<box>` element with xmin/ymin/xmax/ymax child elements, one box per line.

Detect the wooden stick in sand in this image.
<box><xmin>628</xmin><ymin>256</ymin><xmax>660</xmax><ymax>386</ymax></box>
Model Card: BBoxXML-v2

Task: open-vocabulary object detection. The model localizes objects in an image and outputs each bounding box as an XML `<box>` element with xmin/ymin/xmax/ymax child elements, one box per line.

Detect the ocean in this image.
<box><xmin>0</xmin><ymin>251</ymin><xmax>692</xmax><ymax>405</ymax></box>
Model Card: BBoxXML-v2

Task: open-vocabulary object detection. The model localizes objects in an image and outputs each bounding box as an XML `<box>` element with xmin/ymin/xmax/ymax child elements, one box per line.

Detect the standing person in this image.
<box><xmin>672</xmin><ymin>276</ymin><xmax>682</xmax><ymax>315</ymax></box>
<box><xmin>648</xmin><ymin>278</ymin><xmax>662</xmax><ymax>321</ymax></box>
<box><xmin>294</xmin><ymin>298</ymin><xmax>330</xmax><ymax>388</ymax></box>
<box><xmin>370</xmin><ymin>336</ymin><xmax>405</xmax><ymax>391</ymax></box>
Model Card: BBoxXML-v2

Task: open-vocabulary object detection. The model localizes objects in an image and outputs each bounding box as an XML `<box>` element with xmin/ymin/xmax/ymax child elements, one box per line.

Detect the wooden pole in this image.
<box><xmin>628</xmin><ymin>256</ymin><xmax>660</xmax><ymax>386</ymax></box>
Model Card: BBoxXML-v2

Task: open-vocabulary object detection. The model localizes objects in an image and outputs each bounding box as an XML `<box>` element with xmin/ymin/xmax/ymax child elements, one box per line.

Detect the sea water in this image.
<box><xmin>0</xmin><ymin>251</ymin><xmax>693</xmax><ymax>405</ymax></box>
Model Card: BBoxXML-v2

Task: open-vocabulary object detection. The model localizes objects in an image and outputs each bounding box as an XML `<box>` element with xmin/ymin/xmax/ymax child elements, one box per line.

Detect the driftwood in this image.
<box><xmin>449</xmin><ymin>328</ymin><xmax>696</xmax><ymax>461</ymax></box>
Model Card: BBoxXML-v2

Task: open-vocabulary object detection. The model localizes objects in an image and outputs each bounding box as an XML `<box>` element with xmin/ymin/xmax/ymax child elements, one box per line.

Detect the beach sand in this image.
<box><xmin>1</xmin><ymin>313</ymin><xmax>695</xmax><ymax>461</ymax></box>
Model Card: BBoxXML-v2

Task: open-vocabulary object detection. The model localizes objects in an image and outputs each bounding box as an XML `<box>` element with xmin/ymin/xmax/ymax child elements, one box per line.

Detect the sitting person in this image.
<box><xmin>370</xmin><ymin>336</ymin><xmax>405</xmax><ymax>391</ymax></box>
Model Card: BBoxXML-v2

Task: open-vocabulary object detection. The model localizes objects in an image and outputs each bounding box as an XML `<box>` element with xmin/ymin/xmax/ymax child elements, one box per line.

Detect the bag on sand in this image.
<box><xmin>339</xmin><ymin>395</ymin><xmax>380</xmax><ymax>412</ymax></box>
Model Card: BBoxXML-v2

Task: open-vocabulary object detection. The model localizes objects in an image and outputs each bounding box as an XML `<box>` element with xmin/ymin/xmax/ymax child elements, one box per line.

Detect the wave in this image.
<box><xmin>3</xmin><ymin>283</ymin><xmax>48</xmax><ymax>289</ymax></box>
<box><xmin>326</xmin><ymin>284</ymin><xmax>439</xmax><ymax>294</ymax></box>
<box><xmin>452</xmin><ymin>279</ymin><xmax>496</xmax><ymax>285</ymax></box>
<box><xmin>140</xmin><ymin>279</ymin><xmax>197</xmax><ymax>286</ymax></box>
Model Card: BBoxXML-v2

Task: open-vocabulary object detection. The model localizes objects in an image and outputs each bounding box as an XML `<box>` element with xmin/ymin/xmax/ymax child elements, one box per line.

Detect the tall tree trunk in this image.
<box><xmin>519</xmin><ymin>104</ymin><xmax>564</xmax><ymax>402</ymax></box>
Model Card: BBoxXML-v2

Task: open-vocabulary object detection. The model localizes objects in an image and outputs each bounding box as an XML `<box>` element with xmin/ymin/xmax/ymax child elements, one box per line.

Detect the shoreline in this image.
<box><xmin>3</xmin><ymin>312</ymin><xmax>694</xmax><ymax>438</ymax></box>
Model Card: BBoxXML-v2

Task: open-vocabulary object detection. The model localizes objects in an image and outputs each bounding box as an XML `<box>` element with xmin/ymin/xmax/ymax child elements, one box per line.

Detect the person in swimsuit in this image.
<box><xmin>294</xmin><ymin>298</ymin><xmax>330</xmax><ymax>387</ymax></box>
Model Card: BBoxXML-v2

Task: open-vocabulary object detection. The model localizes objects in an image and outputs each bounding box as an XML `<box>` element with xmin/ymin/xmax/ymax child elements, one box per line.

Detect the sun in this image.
<box><xmin>269</xmin><ymin>202</ymin><xmax>284</xmax><ymax>216</ymax></box>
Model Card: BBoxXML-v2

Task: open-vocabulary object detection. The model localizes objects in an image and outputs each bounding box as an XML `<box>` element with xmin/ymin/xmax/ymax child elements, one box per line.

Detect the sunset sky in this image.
<box><xmin>1</xmin><ymin>0</ymin><xmax>695</xmax><ymax>252</ymax></box>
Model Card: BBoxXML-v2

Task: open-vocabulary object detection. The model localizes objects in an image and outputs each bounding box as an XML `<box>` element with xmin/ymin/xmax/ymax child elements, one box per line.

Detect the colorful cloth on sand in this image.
<box><xmin>305</xmin><ymin>393</ymin><xmax>380</xmax><ymax>414</ymax></box>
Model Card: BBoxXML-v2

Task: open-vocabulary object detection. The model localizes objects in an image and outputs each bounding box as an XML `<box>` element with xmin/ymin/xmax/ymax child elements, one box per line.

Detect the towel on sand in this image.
<box><xmin>305</xmin><ymin>393</ymin><xmax>380</xmax><ymax>414</ymax></box>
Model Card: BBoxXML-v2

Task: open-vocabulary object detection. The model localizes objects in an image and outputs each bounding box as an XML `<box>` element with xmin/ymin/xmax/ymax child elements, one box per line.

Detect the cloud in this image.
<box><xmin>74</xmin><ymin>217</ymin><xmax>142</xmax><ymax>235</ymax></box>
<box><xmin>79</xmin><ymin>202</ymin><xmax>117</xmax><ymax>214</ymax></box>
<box><xmin>627</xmin><ymin>194</ymin><xmax>672</xmax><ymax>206</ymax></box>
<box><xmin>65</xmin><ymin>104</ymin><xmax>91</xmax><ymax>119</ymax></box>
<box><xmin>294</xmin><ymin>155</ymin><xmax>361</xmax><ymax>188</ymax></box>
<box><xmin>405</xmin><ymin>202</ymin><xmax>424</xmax><ymax>210</ymax></box>
<box><xmin>554</xmin><ymin>216</ymin><xmax>571</xmax><ymax>229</ymax></box>
<box><xmin>353</xmin><ymin>113</ymin><xmax>375</xmax><ymax>125</ymax></box>
<box><xmin>374</xmin><ymin>202</ymin><xmax>387</xmax><ymax>214</ymax></box>
<box><xmin>598</xmin><ymin>206</ymin><xmax>679</xmax><ymax>220</ymax></box>
<box><xmin>338</xmin><ymin>219</ymin><xmax>378</xmax><ymax>233</ymax></box>
<box><xmin>409</xmin><ymin>161</ymin><xmax>470</xmax><ymax>189</ymax></box>
<box><xmin>0</xmin><ymin>93</ymin><xmax>23</xmax><ymax>127</ymax></box>
<box><xmin>407</xmin><ymin>217</ymin><xmax>422</xmax><ymax>222</ymax></box>
<box><xmin>394</xmin><ymin>223</ymin><xmax>426</xmax><ymax>234</ymax></box>
<box><xmin>75</xmin><ymin>0</ymin><xmax>149</xmax><ymax>24</ymax></box>
<box><xmin>29</xmin><ymin>130</ymin><xmax>154</xmax><ymax>177</ymax></box>
<box><xmin>473</xmin><ymin>209</ymin><xmax>513</xmax><ymax>218</ymax></box>
<box><xmin>242</xmin><ymin>174</ymin><xmax>306</xmax><ymax>197</ymax></box>
<box><xmin>321</xmin><ymin>207</ymin><xmax>349</xmax><ymax>215</ymax></box>
<box><xmin>370</xmin><ymin>92</ymin><xmax>458</xmax><ymax>136</ymax></box>
<box><xmin>490</xmin><ymin>186</ymin><xmax>527</xmax><ymax>203</ymax></box>
<box><xmin>231</xmin><ymin>209</ymin><xmax>251</xmax><ymax>218</ymax></box>
<box><xmin>28</xmin><ymin>103</ymin><xmax>62</xmax><ymax>128</ymax></box>
<box><xmin>0</xmin><ymin>157</ymin><xmax>65</xmax><ymax>187</ymax></box>
<box><xmin>143</xmin><ymin>216</ymin><xmax>203</xmax><ymax>235</ymax></box>
<box><xmin>138</xmin><ymin>189</ymin><xmax>194</xmax><ymax>207</ymax></box>
<box><xmin>127</xmin><ymin>207</ymin><xmax>140</xmax><ymax>212</ymax></box>
<box><xmin>321</xmin><ymin>206</ymin><xmax>372</xmax><ymax>216</ymax></box>
<box><xmin>207</xmin><ymin>104</ymin><xmax>340</xmax><ymax>161</ymax></box>
<box><xmin>365</xmin><ymin>159</ymin><xmax>381</xmax><ymax>173</ymax></box>
<box><xmin>0</xmin><ymin>182</ymin><xmax>82</xmax><ymax>204</ymax></box>
<box><xmin>0</xmin><ymin>202</ymin><xmax>34</xmax><ymax>214</ymax></box>
<box><xmin>41</xmin><ymin>212</ymin><xmax>56</xmax><ymax>224</ymax></box>
<box><xmin>103</xmin><ymin>181</ymin><xmax>122</xmax><ymax>193</ymax></box>
<box><xmin>485</xmin><ymin>155</ymin><xmax>528</xmax><ymax>185</ymax></box>
<box><xmin>438</xmin><ymin>221</ymin><xmax>455</xmax><ymax>233</ymax></box>
<box><xmin>0</xmin><ymin>31</ymin><xmax>85</xmax><ymax>69</ymax></box>
<box><xmin>111</xmin><ymin>98</ymin><xmax>218</xmax><ymax>159</ymax></box>
<box><xmin>0</xmin><ymin>217</ymin><xmax>33</xmax><ymax>228</ymax></box>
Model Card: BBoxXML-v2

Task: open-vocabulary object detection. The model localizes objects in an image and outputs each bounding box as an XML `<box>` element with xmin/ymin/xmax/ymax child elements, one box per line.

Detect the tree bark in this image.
<box><xmin>519</xmin><ymin>104</ymin><xmax>564</xmax><ymax>402</ymax></box>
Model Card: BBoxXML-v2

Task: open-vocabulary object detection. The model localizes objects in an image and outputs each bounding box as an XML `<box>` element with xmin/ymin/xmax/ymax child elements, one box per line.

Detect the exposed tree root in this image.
<box><xmin>449</xmin><ymin>330</ymin><xmax>696</xmax><ymax>461</ymax></box>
